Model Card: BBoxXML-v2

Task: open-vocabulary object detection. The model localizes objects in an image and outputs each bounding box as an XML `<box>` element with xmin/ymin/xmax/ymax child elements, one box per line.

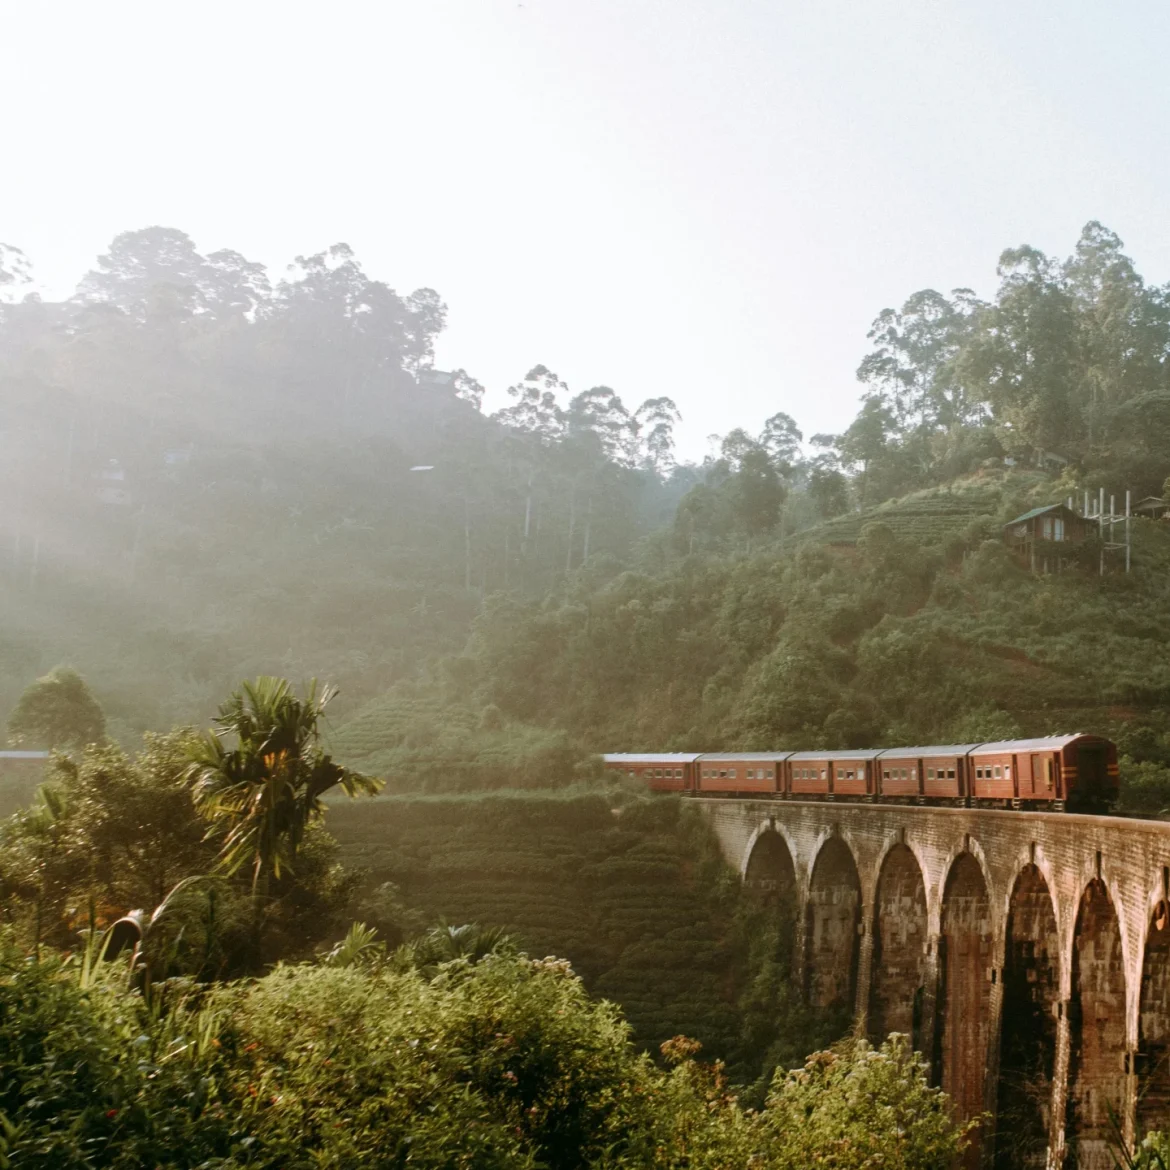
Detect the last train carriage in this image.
<box><xmin>603</xmin><ymin>734</ymin><xmax>1118</xmax><ymax>812</ymax></box>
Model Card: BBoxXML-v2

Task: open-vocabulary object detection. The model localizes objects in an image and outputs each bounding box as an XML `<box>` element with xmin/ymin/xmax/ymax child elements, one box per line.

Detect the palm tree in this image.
<box><xmin>185</xmin><ymin>677</ymin><xmax>380</xmax><ymax>897</ymax></box>
<box><xmin>397</xmin><ymin>920</ymin><xmax>516</xmax><ymax>976</ymax></box>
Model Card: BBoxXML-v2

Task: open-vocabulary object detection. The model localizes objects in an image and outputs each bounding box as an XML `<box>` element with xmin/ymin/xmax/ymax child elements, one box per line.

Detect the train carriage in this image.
<box><xmin>695</xmin><ymin>753</ymin><xmax>789</xmax><ymax>795</ymax></box>
<box><xmin>787</xmin><ymin>752</ymin><xmax>832</xmax><ymax>797</ymax></box>
<box><xmin>875</xmin><ymin>750</ymin><xmax>924</xmax><ymax>798</ymax></box>
<box><xmin>966</xmin><ymin>742</ymin><xmax>1017</xmax><ymax>802</ymax></box>
<box><xmin>602</xmin><ymin>753</ymin><xmax>701</xmax><ymax>792</ymax></box>
<box><xmin>969</xmin><ymin>735</ymin><xmax>1117</xmax><ymax>810</ymax></box>
<box><xmin>898</xmin><ymin>744</ymin><xmax>974</xmax><ymax>801</ymax></box>
<box><xmin>829</xmin><ymin>749</ymin><xmax>881</xmax><ymax>797</ymax></box>
<box><xmin>788</xmin><ymin>750</ymin><xmax>881</xmax><ymax>798</ymax></box>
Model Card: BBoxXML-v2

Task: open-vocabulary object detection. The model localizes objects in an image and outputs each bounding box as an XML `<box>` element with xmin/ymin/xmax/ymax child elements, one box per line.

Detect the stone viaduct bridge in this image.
<box><xmin>697</xmin><ymin>798</ymin><xmax>1170</xmax><ymax>1170</ymax></box>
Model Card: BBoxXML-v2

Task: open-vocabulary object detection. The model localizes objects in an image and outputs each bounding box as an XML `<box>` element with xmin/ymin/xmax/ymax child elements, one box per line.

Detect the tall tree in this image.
<box><xmin>75</xmin><ymin>226</ymin><xmax>210</xmax><ymax>320</ymax></box>
<box><xmin>6</xmin><ymin>667</ymin><xmax>106</xmax><ymax>752</ymax></box>
<box><xmin>760</xmin><ymin>411</ymin><xmax>803</xmax><ymax>476</ymax></box>
<box><xmin>634</xmin><ymin>397</ymin><xmax>682</xmax><ymax>471</ymax></box>
<box><xmin>0</xmin><ymin>243</ymin><xmax>33</xmax><ymax>304</ymax></box>
<box><xmin>566</xmin><ymin>385</ymin><xmax>635</xmax><ymax>464</ymax></box>
<box><xmin>955</xmin><ymin>245</ymin><xmax>1084</xmax><ymax>458</ymax></box>
<box><xmin>494</xmin><ymin>365</ymin><xmax>568</xmax><ymax>442</ymax></box>
<box><xmin>184</xmin><ymin>677</ymin><xmax>380</xmax><ymax>894</ymax></box>
<box><xmin>728</xmin><ymin>445</ymin><xmax>784</xmax><ymax>539</ymax></box>
<box><xmin>198</xmin><ymin>248</ymin><xmax>272</xmax><ymax>320</ymax></box>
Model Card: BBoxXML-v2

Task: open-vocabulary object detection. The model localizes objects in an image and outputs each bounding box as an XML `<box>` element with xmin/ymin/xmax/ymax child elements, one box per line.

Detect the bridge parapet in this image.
<box><xmin>697</xmin><ymin>798</ymin><xmax>1170</xmax><ymax>1169</ymax></box>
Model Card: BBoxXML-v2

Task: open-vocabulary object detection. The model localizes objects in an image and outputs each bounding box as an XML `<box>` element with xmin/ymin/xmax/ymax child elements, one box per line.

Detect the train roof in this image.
<box><xmin>698</xmin><ymin>752</ymin><xmax>793</xmax><ymax>761</ymax></box>
<box><xmin>602</xmin><ymin>753</ymin><xmax>702</xmax><ymax>763</ymax></box>
<box><xmin>787</xmin><ymin>749</ymin><xmax>882</xmax><ymax>761</ymax></box>
<box><xmin>878</xmin><ymin>744</ymin><xmax>979</xmax><ymax>759</ymax></box>
<box><xmin>968</xmin><ymin>735</ymin><xmax>1103</xmax><ymax>753</ymax></box>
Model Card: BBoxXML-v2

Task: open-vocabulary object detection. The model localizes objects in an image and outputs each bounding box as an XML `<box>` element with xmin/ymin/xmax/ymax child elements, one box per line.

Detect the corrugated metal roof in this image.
<box><xmin>0</xmin><ymin>751</ymin><xmax>50</xmax><ymax>760</ymax></box>
<box><xmin>879</xmin><ymin>744</ymin><xmax>980</xmax><ymax>758</ymax></box>
<box><xmin>1003</xmin><ymin>503</ymin><xmax>1071</xmax><ymax>527</ymax></box>
<box><xmin>603</xmin><ymin>753</ymin><xmax>702</xmax><ymax>763</ymax></box>
<box><xmin>698</xmin><ymin>752</ymin><xmax>794</xmax><ymax>761</ymax></box>
<box><xmin>788</xmin><ymin>749</ymin><xmax>882</xmax><ymax>760</ymax></box>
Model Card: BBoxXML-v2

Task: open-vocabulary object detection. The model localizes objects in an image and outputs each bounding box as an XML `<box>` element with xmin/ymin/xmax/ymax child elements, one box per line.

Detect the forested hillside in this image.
<box><xmin>0</xmin><ymin>230</ymin><xmax>688</xmax><ymax>736</ymax></box>
<box><xmin>6</xmin><ymin>220</ymin><xmax>1170</xmax><ymax>790</ymax></box>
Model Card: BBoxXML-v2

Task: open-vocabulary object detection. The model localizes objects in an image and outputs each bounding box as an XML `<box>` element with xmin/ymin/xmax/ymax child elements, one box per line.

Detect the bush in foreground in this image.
<box><xmin>0</xmin><ymin>931</ymin><xmax>968</xmax><ymax>1169</ymax></box>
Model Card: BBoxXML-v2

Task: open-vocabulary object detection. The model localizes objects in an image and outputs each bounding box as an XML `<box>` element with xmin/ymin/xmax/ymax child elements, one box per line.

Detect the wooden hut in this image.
<box><xmin>1002</xmin><ymin>503</ymin><xmax>1092</xmax><ymax>573</ymax></box>
<box><xmin>1134</xmin><ymin>496</ymin><xmax>1169</xmax><ymax>519</ymax></box>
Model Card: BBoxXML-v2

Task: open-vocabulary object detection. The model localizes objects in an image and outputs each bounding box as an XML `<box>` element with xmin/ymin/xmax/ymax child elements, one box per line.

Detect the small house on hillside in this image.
<box><xmin>1003</xmin><ymin>503</ymin><xmax>1092</xmax><ymax>573</ymax></box>
<box><xmin>1134</xmin><ymin>496</ymin><xmax>1169</xmax><ymax>519</ymax></box>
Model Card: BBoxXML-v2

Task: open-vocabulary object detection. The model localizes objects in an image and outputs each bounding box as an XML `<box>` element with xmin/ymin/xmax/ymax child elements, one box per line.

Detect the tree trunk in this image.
<box><xmin>464</xmin><ymin>497</ymin><xmax>472</xmax><ymax>593</ymax></box>
<box><xmin>565</xmin><ymin>487</ymin><xmax>576</xmax><ymax>575</ymax></box>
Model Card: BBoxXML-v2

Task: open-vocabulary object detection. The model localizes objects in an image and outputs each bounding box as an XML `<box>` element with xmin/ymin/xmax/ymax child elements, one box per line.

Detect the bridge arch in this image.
<box><xmin>740</xmin><ymin>819</ymin><xmax>799</xmax><ymax>893</ymax></box>
<box><xmin>1137</xmin><ymin>875</ymin><xmax>1170</xmax><ymax>1138</ymax></box>
<box><xmin>1138</xmin><ymin>890</ymin><xmax>1170</xmax><ymax>1137</ymax></box>
<box><xmin>931</xmin><ymin>834</ymin><xmax>994</xmax><ymax>934</ymax></box>
<box><xmin>867</xmin><ymin>841</ymin><xmax>928</xmax><ymax>1049</ymax></box>
<box><xmin>804</xmin><ymin>833</ymin><xmax>862</xmax><ymax>1015</ymax></box>
<box><xmin>937</xmin><ymin>850</ymin><xmax>994</xmax><ymax>1164</ymax></box>
<box><xmin>1065</xmin><ymin>877</ymin><xmax>1128</xmax><ymax>1170</ymax></box>
<box><xmin>993</xmin><ymin>862</ymin><xmax>1061</xmax><ymax>1170</ymax></box>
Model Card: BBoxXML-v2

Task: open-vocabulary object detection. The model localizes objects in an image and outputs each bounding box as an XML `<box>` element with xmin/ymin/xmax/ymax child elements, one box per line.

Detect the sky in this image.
<box><xmin>4</xmin><ymin>0</ymin><xmax>1170</xmax><ymax>461</ymax></box>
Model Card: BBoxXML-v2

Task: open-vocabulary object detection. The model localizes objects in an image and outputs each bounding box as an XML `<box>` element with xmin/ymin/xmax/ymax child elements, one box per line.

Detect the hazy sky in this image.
<box><xmin>6</xmin><ymin>0</ymin><xmax>1170</xmax><ymax>459</ymax></box>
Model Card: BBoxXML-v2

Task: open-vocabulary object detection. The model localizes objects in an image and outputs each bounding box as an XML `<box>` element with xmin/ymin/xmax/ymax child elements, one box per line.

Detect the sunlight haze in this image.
<box><xmin>6</xmin><ymin>0</ymin><xmax>1170</xmax><ymax>456</ymax></box>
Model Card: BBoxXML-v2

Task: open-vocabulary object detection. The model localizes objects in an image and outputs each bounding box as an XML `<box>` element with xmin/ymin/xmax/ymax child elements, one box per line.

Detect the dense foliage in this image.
<box><xmin>328</xmin><ymin>789</ymin><xmax>842</xmax><ymax>1087</ymax></box>
<box><xmin>0</xmin><ymin>932</ymin><xmax>967</xmax><ymax>1169</ymax></box>
<box><xmin>0</xmin><ymin>682</ymin><xmax>382</xmax><ymax>975</ymax></box>
<box><xmin>8</xmin><ymin>220</ymin><xmax>1170</xmax><ymax>763</ymax></box>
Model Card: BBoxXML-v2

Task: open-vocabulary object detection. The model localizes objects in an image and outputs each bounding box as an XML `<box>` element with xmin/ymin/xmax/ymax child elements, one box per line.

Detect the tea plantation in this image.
<box><xmin>326</xmin><ymin>789</ymin><xmax>832</xmax><ymax>1080</ymax></box>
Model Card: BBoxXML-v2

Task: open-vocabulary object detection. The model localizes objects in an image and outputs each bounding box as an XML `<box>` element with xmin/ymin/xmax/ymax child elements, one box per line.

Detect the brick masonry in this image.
<box><xmin>697</xmin><ymin>798</ymin><xmax>1170</xmax><ymax>1169</ymax></box>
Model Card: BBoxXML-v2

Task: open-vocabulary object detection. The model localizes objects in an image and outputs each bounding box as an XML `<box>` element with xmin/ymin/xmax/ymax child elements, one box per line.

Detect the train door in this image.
<box><xmin>1027</xmin><ymin>754</ymin><xmax>1054</xmax><ymax>798</ymax></box>
<box><xmin>1076</xmin><ymin>744</ymin><xmax>1107</xmax><ymax>805</ymax></box>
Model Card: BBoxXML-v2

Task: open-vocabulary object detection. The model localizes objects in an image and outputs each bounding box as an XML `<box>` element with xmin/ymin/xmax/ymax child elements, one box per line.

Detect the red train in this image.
<box><xmin>603</xmin><ymin>735</ymin><xmax>1119</xmax><ymax>812</ymax></box>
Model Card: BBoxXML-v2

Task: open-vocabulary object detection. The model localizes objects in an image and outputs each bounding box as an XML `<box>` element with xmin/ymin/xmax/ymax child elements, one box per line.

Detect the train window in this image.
<box><xmin>911</xmin><ymin>768</ymin><xmax>917</xmax><ymax>779</ymax></box>
<box><xmin>675</xmin><ymin>769</ymin><xmax>683</xmax><ymax>778</ymax></box>
<box><xmin>745</xmin><ymin>769</ymin><xmax>754</xmax><ymax>779</ymax></box>
<box><xmin>883</xmin><ymin>769</ymin><xmax>890</xmax><ymax>780</ymax></box>
<box><xmin>821</xmin><ymin>768</ymin><xmax>827</xmax><ymax>780</ymax></box>
<box><xmin>767</xmin><ymin>770</ymin><xmax>774</xmax><ymax>779</ymax></box>
<box><xmin>728</xmin><ymin>769</ymin><xmax>736</xmax><ymax>779</ymax></box>
<box><xmin>655</xmin><ymin>769</ymin><xmax>663</xmax><ymax>777</ymax></box>
<box><xmin>858</xmin><ymin>767</ymin><xmax>866</xmax><ymax>780</ymax></box>
<box><xmin>836</xmin><ymin>769</ymin><xmax>844</xmax><ymax>780</ymax></box>
<box><xmin>719</xmin><ymin>770</ymin><xmax>727</xmax><ymax>778</ymax></box>
<box><xmin>901</xmin><ymin>768</ymin><xmax>909</xmax><ymax>780</ymax></box>
<box><xmin>845</xmin><ymin>770</ymin><xmax>855</xmax><ymax>781</ymax></box>
<box><xmin>1005</xmin><ymin>765</ymin><xmax>1011</xmax><ymax>778</ymax></box>
<box><xmin>947</xmin><ymin>768</ymin><xmax>956</xmax><ymax>779</ymax></box>
<box><xmin>994</xmin><ymin>765</ymin><xmax>1002</xmax><ymax>779</ymax></box>
<box><xmin>927</xmin><ymin>768</ymin><xmax>935</xmax><ymax>780</ymax></box>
